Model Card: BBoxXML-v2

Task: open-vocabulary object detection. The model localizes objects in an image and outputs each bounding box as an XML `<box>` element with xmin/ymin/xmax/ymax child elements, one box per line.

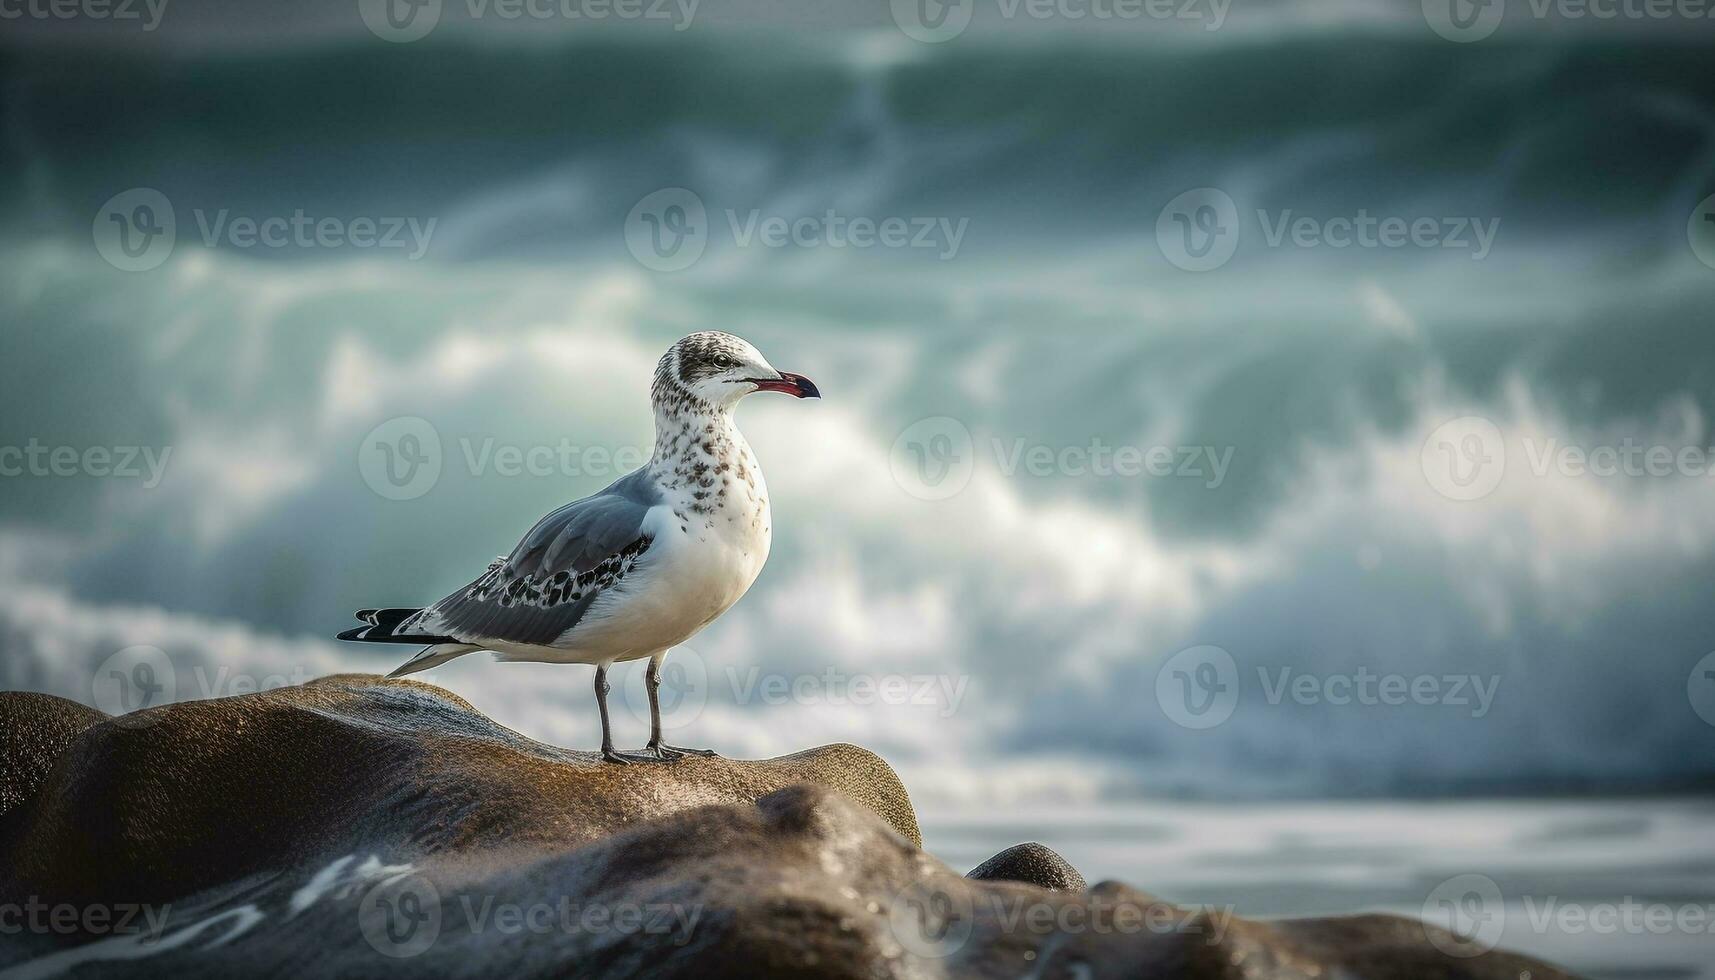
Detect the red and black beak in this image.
<box><xmin>748</xmin><ymin>372</ymin><xmax>821</xmax><ymax>399</ymax></box>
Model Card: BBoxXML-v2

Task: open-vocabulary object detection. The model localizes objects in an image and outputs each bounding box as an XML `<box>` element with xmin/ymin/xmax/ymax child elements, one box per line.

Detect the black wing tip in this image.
<box><xmin>337</xmin><ymin>625</ymin><xmax>371</xmax><ymax>642</ymax></box>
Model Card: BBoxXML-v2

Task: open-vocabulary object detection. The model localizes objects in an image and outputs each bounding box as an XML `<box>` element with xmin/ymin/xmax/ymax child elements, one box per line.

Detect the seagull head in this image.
<box><xmin>655</xmin><ymin>331</ymin><xmax>820</xmax><ymax>411</ymax></box>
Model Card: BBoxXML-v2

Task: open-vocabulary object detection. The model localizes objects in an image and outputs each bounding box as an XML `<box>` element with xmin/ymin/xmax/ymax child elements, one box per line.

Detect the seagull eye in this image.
<box><xmin>713</xmin><ymin>355</ymin><xmax>734</xmax><ymax>369</ymax></box>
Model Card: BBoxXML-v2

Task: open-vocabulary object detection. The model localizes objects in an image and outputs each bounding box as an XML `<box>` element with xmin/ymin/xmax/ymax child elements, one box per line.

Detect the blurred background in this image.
<box><xmin>3</xmin><ymin>1</ymin><xmax>1714</xmax><ymax>976</ymax></box>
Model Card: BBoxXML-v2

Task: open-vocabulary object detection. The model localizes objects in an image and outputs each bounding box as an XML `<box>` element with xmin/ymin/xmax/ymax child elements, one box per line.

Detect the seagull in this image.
<box><xmin>338</xmin><ymin>332</ymin><xmax>819</xmax><ymax>763</ymax></box>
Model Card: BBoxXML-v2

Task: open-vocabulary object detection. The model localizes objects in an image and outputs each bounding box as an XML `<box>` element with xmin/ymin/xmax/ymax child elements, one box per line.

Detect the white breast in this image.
<box><xmin>542</xmin><ymin>435</ymin><xmax>771</xmax><ymax>665</ymax></box>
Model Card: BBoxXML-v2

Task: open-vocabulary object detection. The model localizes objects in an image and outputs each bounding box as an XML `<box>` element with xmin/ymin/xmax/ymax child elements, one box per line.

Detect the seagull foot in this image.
<box><xmin>601</xmin><ymin>748</ymin><xmax>661</xmax><ymax>764</ymax></box>
<box><xmin>659</xmin><ymin>744</ymin><xmax>719</xmax><ymax>758</ymax></box>
<box><xmin>644</xmin><ymin>743</ymin><xmax>685</xmax><ymax>761</ymax></box>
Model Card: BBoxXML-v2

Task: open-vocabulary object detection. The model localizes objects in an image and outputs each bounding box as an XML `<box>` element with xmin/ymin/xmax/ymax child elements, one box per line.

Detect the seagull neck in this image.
<box><xmin>648</xmin><ymin>400</ymin><xmax>747</xmax><ymax>471</ymax></box>
<box><xmin>646</xmin><ymin>395</ymin><xmax>769</xmax><ymax>522</ymax></box>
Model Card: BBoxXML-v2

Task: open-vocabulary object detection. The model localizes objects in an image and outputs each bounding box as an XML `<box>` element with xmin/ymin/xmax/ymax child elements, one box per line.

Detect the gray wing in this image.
<box><xmin>403</xmin><ymin>469</ymin><xmax>662</xmax><ymax>648</ymax></box>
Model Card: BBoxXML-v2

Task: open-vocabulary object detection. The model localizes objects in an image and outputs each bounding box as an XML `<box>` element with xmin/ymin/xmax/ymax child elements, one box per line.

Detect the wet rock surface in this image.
<box><xmin>0</xmin><ymin>676</ymin><xmax>1580</xmax><ymax>978</ymax></box>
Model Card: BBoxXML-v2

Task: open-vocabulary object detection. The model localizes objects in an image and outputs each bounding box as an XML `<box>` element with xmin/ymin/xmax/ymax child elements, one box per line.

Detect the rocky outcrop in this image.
<box><xmin>0</xmin><ymin>675</ymin><xmax>918</xmax><ymax>907</ymax></box>
<box><xmin>0</xmin><ymin>676</ymin><xmax>1580</xmax><ymax>979</ymax></box>
<box><xmin>0</xmin><ymin>692</ymin><xmax>107</xmax><ymax>819</ymax></box>
<box><xmin>966</xmin><ymin>842</ymin><xmax>1087</xmax><ymax>892</ymax></box>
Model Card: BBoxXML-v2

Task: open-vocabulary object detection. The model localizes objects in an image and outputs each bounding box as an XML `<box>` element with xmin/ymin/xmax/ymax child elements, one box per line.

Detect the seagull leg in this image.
<box><xmin>643</xmin><ymin>658</ymin><xmax>686</xmax><ymax>760</ymax></box>
<box><xmin>594</xmin><ymin>664</ymin><xmax>653</xmax><ymax>764</ymax></box>
<box><xmin>643</xmin><ymin>657</ymin><xmax>719</xmax><ymax>759</ymax></box>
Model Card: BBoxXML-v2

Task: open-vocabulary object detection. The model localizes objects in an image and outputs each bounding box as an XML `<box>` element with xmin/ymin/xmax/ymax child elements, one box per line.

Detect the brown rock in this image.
<box><xmin>0</xmin><ymin>673</ymin><xmax>918</xmax><ymax>908</ymax></box>
<box><xmin>0</xmin><ymin>692</ymin><xmax>109</xmax><ymax>819</ymax></box>
<box><xmin>0</xmin><ymin>675</ymin><xmax>1581</xmax><ymax>979</ymax></box>
<box><xmin>967</xmin><ymin>841</ymin><xmax>1087</xmax><ymax>892</ymax></box>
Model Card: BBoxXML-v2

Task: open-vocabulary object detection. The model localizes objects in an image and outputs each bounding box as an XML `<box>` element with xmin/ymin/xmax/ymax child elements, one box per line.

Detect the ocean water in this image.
<box><xmin>4</xmin><ymin>24</ymin><xmax>1714</xmax><ymax>799</ymax></box>
<box><xmin>925</xmin><ymin>797</ymin><xmax>1715</xmax><ymax>980</ymax></box>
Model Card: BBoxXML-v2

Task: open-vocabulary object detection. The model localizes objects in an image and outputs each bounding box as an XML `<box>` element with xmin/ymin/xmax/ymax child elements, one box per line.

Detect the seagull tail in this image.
<box><xmin>387</xmin><ymin>643</ymin><xmax>483</xmax><ymax>678</ymax></box>
<box><xmin>337</xmin><ymin>607</ymin><xmax>459</xmax><ymax>646</ymax></box>
<box><xmin>336</xmin><ymin>607</ymin><xmax>480</xmax><ymax>677</ymax></box>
